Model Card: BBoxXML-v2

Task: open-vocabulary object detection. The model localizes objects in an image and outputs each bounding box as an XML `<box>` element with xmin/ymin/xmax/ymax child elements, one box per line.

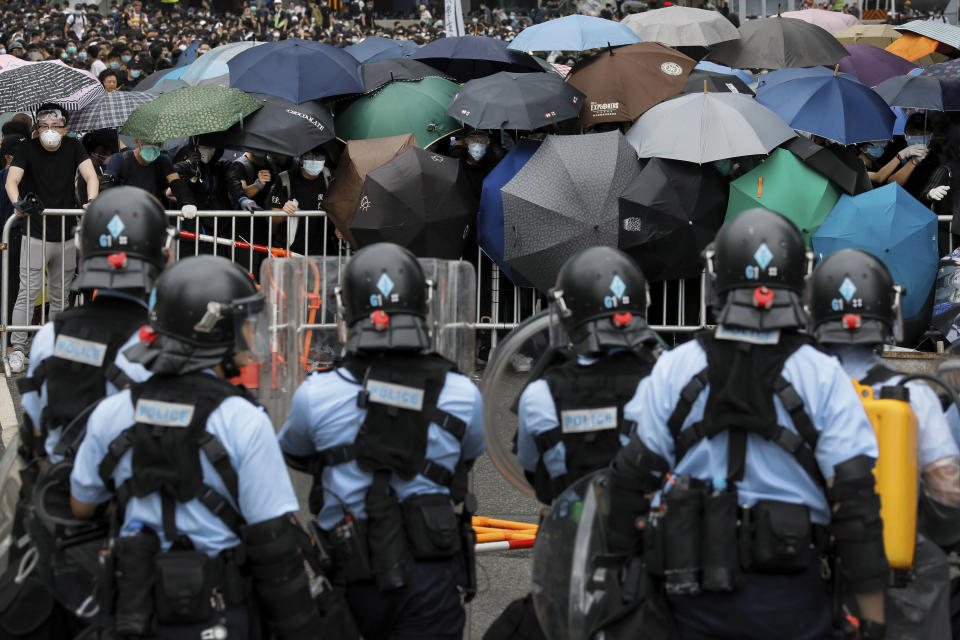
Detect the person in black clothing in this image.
<box><xmin>887</xmin><ymin>113</ymin><xmax>938</xmax><ymax>201</ymax></box>
<box><xmin>225</xmin><ymin>151</ymin><xmax>279</xmax><ymax>277</ymax></box>
<box><xmin>76</xmin><ymin>127</ymin><xmax>117</xmax><ymax>207</ymax></box>
<box><xmin>449</xmin><ymin>131</ymin><xmax>498</xmax><ymax>201</ymax></box>
<box><xmin>269</xmin><ymin>147</ymin><xmax>334</xmax><ymax>255</ymax></box>
<box><xmin>0</xmin><ymin>134</ymin><xmax>25</xmax><ymax>324</ymax></box>
<box><xmin>104</xmin><ymin>138</ymin><xmax>195</xmax><ymax>207</ymax></box>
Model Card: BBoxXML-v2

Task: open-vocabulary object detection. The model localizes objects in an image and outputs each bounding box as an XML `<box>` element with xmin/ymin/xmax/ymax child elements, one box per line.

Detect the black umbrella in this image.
<box><xmin>502</xmin><ymin>131</ymin><xmax>641</xmax><ymax>292</ymax></box>
<box><xmin>361</xmin><ymin>59</ymin><xmax>454</xmax><ymax>94</ymax></box>
<box><xmin>683</xmin><ymin>69</ymin><xmax>755</xmax><ymax>95</ymax></box>
<box><xmin>350</xmin><ymin>148</ymin><xmax>476</xmax><ymax>259</ymax></box>
<box><xmin>618</xmin><ymin>158</ymin><xmax>727</xmax><ymax>282</ymax></box>
<box><xmin>781</xmin><ymin>136</ymin><xmax>871</xmax><ymax>196</ymax></box>
<box><xmin>706</xmin><ymin>15</ymin><xmax>850</xmax><ymax>70</ymax></box>
<box><xmin>873</xmin><ymin>74</ymin><xmax>960</xmax><ymax>110</ymax></box>
<box><xmin>446</xmin><ymin>71</ymin><xmax>585</xmax><ymax>131</ymax></box>
<box><xmin>410</xmin><ymin>35</ymin><xmax>542</xmax><ymax>83</ymax></box>
<box><xmin>200</xmin><ymin>93</ymin><xmax>334</xmax><ymax>157</ymax></box>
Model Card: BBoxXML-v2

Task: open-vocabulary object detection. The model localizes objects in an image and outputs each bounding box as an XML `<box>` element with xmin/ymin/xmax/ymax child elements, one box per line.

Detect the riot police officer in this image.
<box><xmin>608</xmin><ymin>209</ymin><xmax>887</xmax><ymax>639</ymax></box>
<box><xmin>517</xmin><ymin>246</ymin><xmax>658</xmax><ymax>504</ymax></box>
<box><xmin>70</xmin><ymin>255</ymin><xmax>318</xmax><ymax>639</ymax></box>
<box><xmin>19</xmin><ymin>186</ymin><xmax>172</xmax><ymax>465</ymax></box>
<box><xmin>278</xmin><ymin>243</ymin><xmax>484</xmax><ymax>640</ymax></box>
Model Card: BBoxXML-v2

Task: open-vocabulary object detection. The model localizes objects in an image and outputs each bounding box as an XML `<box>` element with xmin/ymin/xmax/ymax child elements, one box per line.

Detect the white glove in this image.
<box><xmin>928</xmin><ymin>185</ymin><xmax>950</xmax><ymax>201</ymax></box>
<box><xmin>898</xmin><ymin>143</ymin><xmax>928</xmax><ymax>161</ymax></box>
<box><xmin>180</xmin><ymin>204</ymin><xmax>198</xmax><ymax>220</ymax></box>
<box><xmin>913</xmin><ymin>146</ymin><xmax>929</xmax><ymax>162</ymax></box>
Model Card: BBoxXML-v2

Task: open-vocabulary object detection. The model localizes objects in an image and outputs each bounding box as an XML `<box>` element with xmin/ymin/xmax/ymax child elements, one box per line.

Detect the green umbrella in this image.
<box><xmin>726</xmin><ymin>148</ymin><xmax>841</xmax><ymax>246</ymax></box>
<box><xmin>335</xmin><ymin>76</ymin><xmax>462</xmax><ymax>149</ymax></box>
<box><xmin>120</xmin><ymin>85</ymin><xmax>262</xmax><ymax>143</ymax></box>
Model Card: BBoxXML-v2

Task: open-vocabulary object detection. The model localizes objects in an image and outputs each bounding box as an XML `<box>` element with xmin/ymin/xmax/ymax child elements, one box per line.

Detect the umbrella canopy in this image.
<box><xmin>780</xmin><ymin>9</ymin><xmax>860</xmax><ymax>34</ymax></box>
<box><xmin>179</xmin><ymin>41</ymin><xmax>262</xmax><ymax>86</ymax></box>
<box><xmin>835</xmin><ymin>24</ymin><xmax>902</xmax><ymax>48</ymax></box>
<box><xmin>837</xmin><ymin>44</ymin><xmax>919</xmax><ymax>87</ymax></box>
<box><xmin>755</xmin><ymin>72</ymin><xmax>895</xmax><ymax>144</ymax></box>
<box><xmin>727</xmin><ymin>148</ymin><xmax>841</xmax><ymax>246</ymax></box>
<box><xmin>895</xmin><ymin>20</ymin><xmax>960</xmax><ymax>51</ymax></box>
<box><xmin>626</xmin><ymin>92</ymin><xmax>796</xmax><ymax>163</ymax></box>
<box><xmin>411</xmin><ymin>36</ymin><xmax>541</xmax><ymax>83</ymax></box>
<box><xmin>920</xmin><ymin>58</ymin><xmax>960</xmax><ymax>80</ymax></box>
<box><xmin>694</xmin><ymin>60</ymin><xmax>754</xmax><ymax>84</ymax></box>
<box><xmin>200</xmin><ymin>93</ymin><xmax>334</xmax><ymax>157</ymax></box>
<box><xmin>885</xmin><ymin>33</ymin><xmax>953</xmax><ymax>64</ymax></box>
<box><xmin>120</xmin><ymin>85</ymin><xmax>262</xmax><ymax>143</ymax></box>
<box><xmin>335</xmin><ymin>76</ymin><xmax>461</xmax><ymax>149</ymax></box>
<box><xmin>707</xmin><ymin>16</ymin><xmax>850</xmax><ymax>70</ymax></box>
<box><xmin>621</xmin><ymin>6</ymin><xmax>740</xmax><ymax>47</ymax></box>
<box><xmin>325</xmin><ymin>133</ymin><xmax>419</xmax><ymax>246</ymax></box>
<box><xmin>567</xmin><ymin>43</ymin><xmax>695</xmax><ymax>125</ymax></box>
<box><xmin>619</xmin><ymin>158</ymin><xmax>728</xmax><ymax>281</ymax></box>
<box><xmin>361</xmin><ymin>58</ymin><xmax>453</xmax><ymax>93</ymax></box>
<box><xmin>683</xmin><ymin>69</ymin><xmax>754</xmax><ymax>95</ymax></box>
<box><xmin>813</xmin><ymin>182</ymin><xmax>938</xmax><ymax>319</ymax></box>
<box><xmin>135</xmin><ymin>67</ymin><xmax>183</xmax><ymax>92</ymax></box>
<box><xmin>501</xmin><ymin>131</ymin><xmax>640</xmax><ymax>292</ymax></box>
<box><xmin>0</xmin><ymin>60</ymin><xmax>103</xmax><ymax>111</ymax></box>
<box><xmin>446</xmin><ymin>71</ymin><xmax>584</xmax><ymax>131</ymax></box>
<box><xmin>67</xmin><ymin>90</ymin><xmax>157</xmax><ymax>133</ymax></box>
<box><xmin>350</xmin><ymin>148</ymin><xmax>476</xmax><ymax>259</ymax></box>
<box><xmin>506</xmin><ymin>15</ymin><xmax>642</xmax><ymax>52</ymax></box>
<box><xmin>346</xmin><ymin>36</ymin><xmax>419</xmax><ymax>63</ymax></box>
<box><xmin>782</xmin><ymin>136</ymin><xmax>872</xmax><ymax>196</ymax></box>
<box><xmin>478</xmin><ymin>140</ymin><xmax>540</xmax><ymax>288</ymax></box>
<box><xmin>755</xmin><ymin>66</ymin><xmax>842</xmax><ymax>91</ymax></box>
<box><xmin>874</xmin><ymin>74</ymin><xmax>960</xmax><ymax>110</ymax></box>
<box><xmin>227</xmin><ymin>38</ymin><xmax>364</xmax><ymax>103</ymax></box>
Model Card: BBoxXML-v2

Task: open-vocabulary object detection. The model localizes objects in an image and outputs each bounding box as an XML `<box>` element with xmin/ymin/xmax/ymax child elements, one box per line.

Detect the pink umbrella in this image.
<box><xmin>781</xmin><ymin>9</ymin><xmax>861</xmax><ymax>35</ymax></box>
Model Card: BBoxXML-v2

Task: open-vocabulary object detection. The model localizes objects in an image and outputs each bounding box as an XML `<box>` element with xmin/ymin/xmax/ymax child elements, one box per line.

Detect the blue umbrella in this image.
<box><xmin>694</xmin><ymin>60</ymin><xmax>753</xmax><ymax>85</ymax></box>
<box><xmin>346</xmin><ymin>36</ymin><xmax>419</xmax><ymax>63</ymax></box>
<box><xmin>180</xmin><ymin>41</ymin><xmax>262</xmax><ymax>86</ymax></box>
<box><xmin>175</xmin><ymin>40</ymin><xmax>199</xmax><ymax>68</ymax></box>
<box><xmin>813</xmin><ymin>183</ymin><xmax>938</xmax><ymax>319</ymax></box>
<box><xmin>506</xmin><ymin>15</ymin><xmax>642</xmax><ymax>52</ymax></box>
<box><xmin>410</xmin><ymin>35</ymin><xmax>540</xmax><ymax>82</ymax></box>
<box><xmin>755</xmin><ymin>66</ymin><xmax>846</xmax><ymax>91</ymax></box>
<box><xmin>478</xmin><ymin>140</ymin><xmax>540</xmax><ymax>288</ymax></box>
<box><xmin>227</xmin><ymin>38</ymin><xmax>364</xmax><ymax>103</ymax></box>
<box><xmin>756</xmin><ymin>72</ymin><xmax>894</xmax><ymax>144</ymax></box>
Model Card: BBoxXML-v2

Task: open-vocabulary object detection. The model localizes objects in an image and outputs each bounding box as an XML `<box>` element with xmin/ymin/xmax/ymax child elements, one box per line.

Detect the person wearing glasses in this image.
<box><xmin>4</xmin><ymin>105</ymin><xmax>99</xmax><ymax>373</ymax></box>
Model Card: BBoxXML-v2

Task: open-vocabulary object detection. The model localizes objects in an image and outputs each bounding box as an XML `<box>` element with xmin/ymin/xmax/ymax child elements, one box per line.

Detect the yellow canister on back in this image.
<box><xmin>851</xmin><ymin>379</ymin><xmax>918</xmax><ymax>572</ymax></box>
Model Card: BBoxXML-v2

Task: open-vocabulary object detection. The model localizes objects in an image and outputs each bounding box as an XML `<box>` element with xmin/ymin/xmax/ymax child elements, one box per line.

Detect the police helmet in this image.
<box><xmin>808</xmin><ymin>249</ymin><xmax>903</xmax><ymax>346</ymax></box>
<box><xmin>337</xmin><ymin>242</ymin><xmax>432</xmax><ymax>353</ymax></box>
<box><xmin>549</xmin><ymin>246</ymin><xmax>653</xmax><ymax>354</ymax></box>
<box><xmin>706</xmin><ymin>209</ymin><xmax>812</xmax><ymax>331</ymax></box>
<box><xmin>72</xmin><ymin>186</ymin><xmax>173</xmax><ymax>293</ymax></box>
<box><xmin>124</xmin><ymin>255</ymin><xmax>266</xmax><ymax>375</ymax></box>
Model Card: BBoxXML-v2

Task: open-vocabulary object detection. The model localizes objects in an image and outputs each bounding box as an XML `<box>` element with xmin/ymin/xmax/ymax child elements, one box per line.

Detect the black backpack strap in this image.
<box><xmin>667</xmin><ymin>368</ymin><xmax>709</xmax><ymax>439</ymax></box>
<box><xmin>98</xmin><ymin>426</ymin><xmax>136</xmax><ymax>492</ymax></box>
<box><xmin>16</xmin><ymin>360</ymin><xmax>45</xmax><ymax>394</ymax></box>
<box><xmin>858</xmin><ymin>364</ymin><xmax>899</xmax><ymax>388</ymax></box>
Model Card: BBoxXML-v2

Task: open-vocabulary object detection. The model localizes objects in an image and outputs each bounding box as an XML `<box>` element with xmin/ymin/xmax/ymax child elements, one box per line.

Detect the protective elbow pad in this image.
<box><xmin>606</xmin><ymin>436</ymin><xmax>667</xmax><ymax>555</ymax></box>
<box><xmin>828</xmin><ymin>455</ymin><xmax>888</xmax><ymax>593</ymax></box>
<box><xmin>242</xmin><ymin>514</ymin><xmax>321</xmax><ymax>640</ymax></box>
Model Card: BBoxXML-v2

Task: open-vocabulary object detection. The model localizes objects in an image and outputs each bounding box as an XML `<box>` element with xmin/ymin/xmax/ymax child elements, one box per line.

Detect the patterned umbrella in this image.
<box><xmin>0</xmin><ymin>60</ymin><xmax>103</xmax><ymax>111</ymax></box>
<box><xmin>68</xmin><ymin>90</ymin><xmax>158</xmax><ymax>132</ymax></box>
<box><xmin>120</xmin><ymin>85</ymin><xmax>262</xmax><ymax>143</ymax></box>
<box><xmin>921</xmin><ymin>58</ymin><xmax>960</xmax><ymax>81</ymax></box>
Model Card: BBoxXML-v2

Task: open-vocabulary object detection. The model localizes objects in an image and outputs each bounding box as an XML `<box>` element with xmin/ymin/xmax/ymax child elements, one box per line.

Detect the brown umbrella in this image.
<box><xmin>324</xmin><ymin>133</ymin><xmax>418</xmax><ymax>247</ymax></box>
<box><xmin>566</xmin><ymin>43</ymin><xmax>696</xmax><ymax>127</ymax></box>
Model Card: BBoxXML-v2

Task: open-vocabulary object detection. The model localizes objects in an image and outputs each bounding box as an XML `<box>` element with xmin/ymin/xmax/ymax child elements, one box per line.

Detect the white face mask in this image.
<box><xmin>302</xmin><ymin>159</ymin><xmax>325</xmax><ymax>176</ymax></box>
<box><xmin>467</xmin><ymin>142</ymin><xmax>487</xmax><ymax>161</ymax></box>
<box><xmin>197</xmin><ymin>145</ymin><xmax>216</xmax><ymax>163</ymax></box>
<box><xmin>39</xmin><ymin>129</ymin><xmax>62</xmax><ymax>149</ymax></box>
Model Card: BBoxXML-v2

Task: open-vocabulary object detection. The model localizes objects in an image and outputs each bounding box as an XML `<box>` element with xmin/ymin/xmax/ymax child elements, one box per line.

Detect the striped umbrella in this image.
<box><xmin>68</xmin><ymin>90</ymin><xmax>158</xmax><ymax>133</ymax></box>
<box><xmin>895</xmin><ymin>20</ymin><xmax>960</xmax><ymax>51</ymax></box>
<box><xmin>0</xmin><ymin>60</ymin><xmax>103</xmax><ymax>111</ymax></box>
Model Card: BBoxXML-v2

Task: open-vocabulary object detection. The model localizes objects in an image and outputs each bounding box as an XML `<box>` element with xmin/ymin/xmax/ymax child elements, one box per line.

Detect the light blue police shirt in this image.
<box><xmin>830</xmin><ymin>345</ymin><xmax>959</xmax><ymax>468</ymax></box>
<box><xmin>22</xmin><ymin>292</ymin><xmax>151</xmax><ymax>463</ymax></box>
<box><xmin>71</xmin><ymin>374</ymin><xmax>300</xmax><ymax>556</ymax></box>
<box><xmin>626</xmin><ymin>339</ymin><xmax>879</xmax><ymax>525</ymax></box>
<box><xmin>278</xmin><ymin>366</ymin><xmax>485</xmax><ymax>531</ymax></box>
<box><xmin>517</xmin><ymin>355</ymin><xmax>634</xmax><ymax>479</ymax></box>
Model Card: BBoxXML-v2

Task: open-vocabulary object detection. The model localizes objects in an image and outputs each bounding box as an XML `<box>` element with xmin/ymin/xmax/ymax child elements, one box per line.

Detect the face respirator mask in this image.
<box><xmin>467</xmin><ymin>142</ymin><xmax>487</xmax><ymax>161</ymax></box>
<box><xmin>39</xmin><ymin>129</ymin><xmax>62</xmax><ymax>149</ymax></box>
<box><xmin>139</xmin><ymin>145</ymin><xmax>161</xmax><ymax>163</ymax></box>
<box><xmin>302</xmin><ymin>159</ymin><xmax>325</xmax><ymax>176</ymax></box>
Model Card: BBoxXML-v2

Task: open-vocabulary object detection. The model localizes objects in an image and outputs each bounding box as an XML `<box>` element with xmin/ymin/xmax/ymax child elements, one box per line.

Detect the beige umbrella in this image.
<box><xmin>834</xmin><ymin>24</ymin><xmax>902</xmax><ymax>48</ymax></box>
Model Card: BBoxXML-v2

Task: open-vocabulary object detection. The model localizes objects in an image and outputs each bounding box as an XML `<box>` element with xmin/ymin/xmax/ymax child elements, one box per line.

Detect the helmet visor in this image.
<box><xmin>232</xmin><ymin>292</ymin><xmax>268</xmax><ymax>365</ymax></box>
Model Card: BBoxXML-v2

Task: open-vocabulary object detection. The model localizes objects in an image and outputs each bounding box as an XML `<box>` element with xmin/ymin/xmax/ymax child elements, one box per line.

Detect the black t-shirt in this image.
<box><xmin>270</xmin><ymin>169</ymin><xmax>330</xmax><ymax>254</ymax></box>
<box><xmin>11</xmin><ymin>137</ymin><xmax>88</xmax><ymax>241</ymax></box>
<box><xmin>105</xmin><ymin>148</ymin><xmax>175</xmax><ymax>200</ymax></box>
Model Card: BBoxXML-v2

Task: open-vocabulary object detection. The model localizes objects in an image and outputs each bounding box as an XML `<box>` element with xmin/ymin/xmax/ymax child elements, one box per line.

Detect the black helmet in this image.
<box><xmin>72</xmin><ymin>186</ymin><xmax>172</xmax><ymax>292</ymax></box>
<box><xmin>706</xmin><ymin>209</ymin><xmax>811</xmax><ymax>331</ymax></box>
<box><xmin>808</xmin><ymin>249</ymin><xmax>902</xmax><ymax>346</ymax></box>
<box><xmin>124</xmin><ymin>255</ymin><xmax>265</xmax><ymax>375</ymax></box>
<box><xmin>550</xmin><ymin>246</ymin><xmax>653</xmax><ymax>354</ymax></box>
<box><xmin>337</xmin><ymin>243</ymin><xmax>431</xmax><ymax>353</ymax></box>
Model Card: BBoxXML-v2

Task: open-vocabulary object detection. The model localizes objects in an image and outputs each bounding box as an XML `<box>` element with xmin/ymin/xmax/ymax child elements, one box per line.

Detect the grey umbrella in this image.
<box><xmin>502</xmin><ymin>131</ymin><xmax>640</xmax><ymax>293</ymax></box>
<box><xmin>625</xmin><ymin>92</ymin><xmax>796</xmax><ymax>164</ymax></box>
<box><xmin>706</xmin><ymin>15</ymin><xmax>850</xmax><ymax>70</ymax></box>
<box><xmin>622</xmin><ymin>6</ymin><xmax>741</xmax><ymax>47</ymax></box>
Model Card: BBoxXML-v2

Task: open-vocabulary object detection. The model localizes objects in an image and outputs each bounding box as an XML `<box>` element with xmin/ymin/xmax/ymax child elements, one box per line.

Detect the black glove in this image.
<box><xmin>239</xmin><ymin>197</ymin><xmax>262</xmax><ymax>212</ymax></box>
<box><xmin>13</xmin><ymin>193</ymin><xmax>43</xmax><ymax>217</ymax></box>
<box><xmin>860</xmin><ymin>620</ymin><xmax>885</xmax><ymax>640</ymax></box>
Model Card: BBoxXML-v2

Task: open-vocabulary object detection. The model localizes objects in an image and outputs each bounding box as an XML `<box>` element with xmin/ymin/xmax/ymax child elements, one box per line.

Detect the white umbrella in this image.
<box><xmin>622</xmin><ymin>6</ymin><xmax>740</xmax><ymax>47</ymax></box>
<box><xmin>179</xmin><ymin>41</ymin><xmax>264</xmax><ymax>86</ymax></box>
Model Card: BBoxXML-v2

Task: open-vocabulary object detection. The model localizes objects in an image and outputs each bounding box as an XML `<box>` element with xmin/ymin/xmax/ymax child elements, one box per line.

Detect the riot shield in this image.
<box><xmin>481</xmin><ymin>311</ymin><xmax>559</xmax><ymax>498</ymax></box>
<box><xmin>420</xmin><ymin>258</ymin><xmax>477</xmax><ymax>377</ymax></box>
<box><xmin>531</xmin><ymin>469</ymin><xmax>623</xmax><ymax>640</ymax></box>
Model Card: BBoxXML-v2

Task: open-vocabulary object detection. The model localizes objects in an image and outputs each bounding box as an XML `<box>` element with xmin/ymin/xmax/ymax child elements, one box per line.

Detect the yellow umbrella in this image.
<box><xmin>835</xmin><ymin>24</ymin><xmax>902</xmax><ymax>48</ymax></box>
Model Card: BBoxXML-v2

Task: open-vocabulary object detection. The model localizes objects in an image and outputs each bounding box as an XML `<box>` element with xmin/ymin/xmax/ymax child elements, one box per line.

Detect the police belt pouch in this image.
<box><xmin>750</xmin><ymin>500</ymin><xmax>813</xmax><ymax>574</ymax></box>
<box><xmin>401</xmin><ymin>494</ymin><xmax>461</xmax><ymax>560</ymax></box>
<box><xmin>113</xmin><ymin>528</ymin><xmax>160</xmax><ymax>636</ymax></box>
<box><xmin>154</xmin><ymin>549</ymin><xmax>218</xmax><ymax>625</ymax></box>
